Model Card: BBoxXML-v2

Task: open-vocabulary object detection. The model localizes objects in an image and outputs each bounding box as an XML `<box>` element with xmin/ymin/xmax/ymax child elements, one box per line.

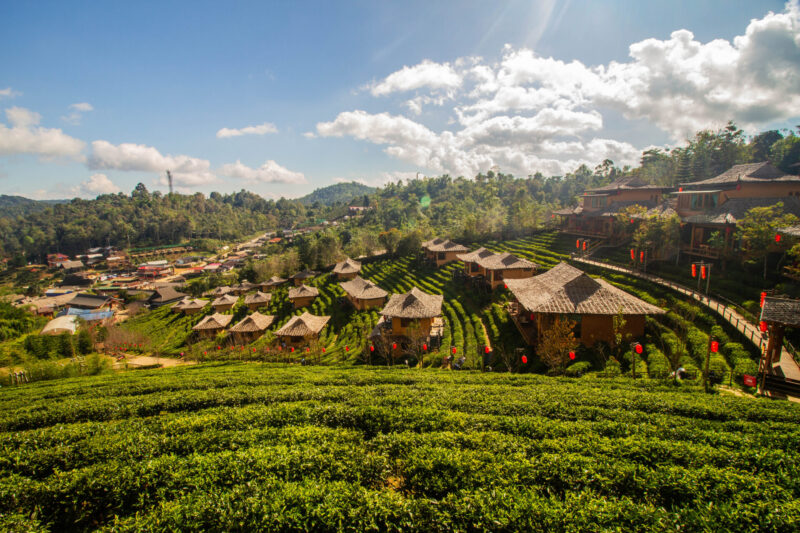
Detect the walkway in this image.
<box><xmin>573</xmin><ymin>256</ymin><xmax>800</xmax><ymax>381</ymax></box>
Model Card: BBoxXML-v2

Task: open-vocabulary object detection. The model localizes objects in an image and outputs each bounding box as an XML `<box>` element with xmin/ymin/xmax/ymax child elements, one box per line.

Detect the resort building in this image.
<box><xmin>192</xmin><ymin>313</ymin><xmax>233</xmax><ymax>338</ymax></box>
<box><xmin>228</xmin><ymin>312</ymin><xmax>275</xmax><ymax>343</ymax></box>
<box><xmin>211</xmin><ymin>293</ymin><xmax>238</xmax><ymax>312</ymax></box>
<box><xmin>172</xmin><ymin>298</ymin><xmax>208</xmax><ymax>315</ymax></box>
<box><xmin>274</xmin><ymin>312</ymin><xmax>330</xmax><ymax>345</ymax></box>
<box><xmin>376</xmin><ymin>287</ymin><xmax>444</xmax><ymax>341</ymax></box>
<box><xmin>421</xmin><ymin>238</ymin><xmax>469</xmax><ymax>267</ymax></box>
<box><xmin>339</xmin><ymin>276</ymin><xmax>388</xmax><ymax>310</ymax></box>
<box><xmin>260</xmin><ymin>276</ymin><xmax>288</xmax><ymax>291</ymax></box>
<box><xmin>290</xmin><ymin>269</ymin><xmax>319</xmax><ymax>286</ymax></box>
<box><xmin>288</xmin><ymin>284</ymin><xmax>319</xmax><ymax>309</ymax></box>
<box><xmin>332</xmin><ymin>258</ymin><xmax>362</xmax><ymax>280</ymax></box>
<box><xmin>244</xmin><ymin>291</ymin><xmax>271</xmax><ymax>311</ymax></box>
<box><xmin>147</xmin><ymin>287</ymin><xmax>187</xmax><ymax>308</ymax></box>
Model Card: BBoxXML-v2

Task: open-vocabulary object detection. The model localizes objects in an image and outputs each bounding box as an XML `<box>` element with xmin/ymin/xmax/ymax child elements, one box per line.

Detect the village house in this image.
<box><xmin>65</xmin><ymin>293</ymin><xmax>114</xmax><ymax>311</ymax></box>
<box><xmin>172</xmin><ymin>298</ymin><xmax>208</xmax><ymax>315</ymax></box>
<box><xmin>60</xmin><ymin>260</ymin><xmax>85</xmax><ymax>272</ymax></box>
<box><xmin>137</xmin><ymin>261</ymin><xmax>173</xmax><ymax>280</ymax></box>
<box><xmin>46</xmin><ymin>253</ymin><xmax>69</xmax><ymax>269</ymax></box>
<box><xmin>554</xmin><ymin>177</ymin><xmax>669</xmax><ymax>239</ymax></box>
<box><xmin>675</xmin><ymin>162</ymin><xmax>800</xmax><ymax>259</ymax></box>
<box><xmin>106</xmin><ymin>254</ymin><xmax>130</xmax><ymax>270</ymax></box>
<box><xmin>332</xmin><ymin>258</ymin><xmax>362</xmax><ymax>280</ymax></box>
<box><xmin>228</xmin><ymin>311</ymin><xmax>275</xmax><ymax>343</ymax></box>
<box><xmin>422</xmin><ymin>238</ymin><xmax>469</xmax><ymax>267</ymax></box>
<box><xmin>244</xmin><ymin>291</ymin><xmax>271</xmax><ymax>311</ymax></box>
<box><xmin>274</xmin><ymin>311</ymin><xmax>330</xmax><ymax>345</ymax></box>
<box><xmin>211</xmin><ymin>293</ymin><xmax>239</xmax><ymax>312</ymax></box>
<box><xmin>505</xmin><ymin>262</ymin><xmax>664</xmax><ymax>347</ymax></box>
<box><xmin>192</xmin><ymin>313</ymin><xmax>233</xmax><ymax>338</ymax></box>
<box><xmin>147</xmin><ymin>287</ymin><xmax>188</xmax><ymax>308</ymax></box>
<box><xmin>288</xmin><ymin>284</ymin><xmax>319</xmax><ymax>309</ymax></box>
<box><xmin>339</xmin><ymin>276</ymin><xmax>388</xmax><ymax>310</ymax></box>
<box><xmin>375</xmin><ymin>287</ymin><xmax>444</xmax><ymax>342</ymax></box>
<box><xmin>230</xmin><ymin>280</ymin><xmax>257</xmax><ymax>295</ymax></box>
<box><xmin>472</xmin><ymin>252</ymin><xmax>538</xmax><ymax>289</ymax></box>
<box><xmin>207</xmin><ymin>286</ymin><xmax>233</xmax><ymax>298</ymax></box>
<box><xmin>260</xmin><ymin>276</ymin><xmax>288</xmax><ymax>291</ymax></box>
<box><xmin>290</xmin><ymin>269</ymin><xmax>318</xmax><ymax>286</ymax></box>
<box><xmin>456</xmin><ymin>247</ymin><xmax>495</xmax><ymax>278</ymax></box>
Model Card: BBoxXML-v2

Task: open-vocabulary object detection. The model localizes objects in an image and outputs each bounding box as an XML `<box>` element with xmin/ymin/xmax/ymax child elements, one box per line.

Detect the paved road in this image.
<box><xmin>573</xmin><ymin>256</ymin><xmax>800</xmax><ymax>381</ymax></box>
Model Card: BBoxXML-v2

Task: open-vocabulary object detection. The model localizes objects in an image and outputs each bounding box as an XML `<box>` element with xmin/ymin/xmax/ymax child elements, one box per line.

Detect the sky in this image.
<box><xmin>1</xmin><ymin>0</ymin><xmax>799</xmax><ymax>200</ymax></box>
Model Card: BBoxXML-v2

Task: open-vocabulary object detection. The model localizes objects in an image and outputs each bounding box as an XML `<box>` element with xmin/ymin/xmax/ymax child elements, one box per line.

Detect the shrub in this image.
<box><xmin>565</xmin><ymin>361</ymin><xmax>591</xmax><ymax>377</ymax></box>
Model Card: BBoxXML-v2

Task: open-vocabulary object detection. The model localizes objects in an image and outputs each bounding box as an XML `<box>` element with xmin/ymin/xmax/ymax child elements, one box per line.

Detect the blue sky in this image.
<box><xmin>1</xmin><ymin>0</ymin><xmax>798</xmax><ymax>199</ymax></box>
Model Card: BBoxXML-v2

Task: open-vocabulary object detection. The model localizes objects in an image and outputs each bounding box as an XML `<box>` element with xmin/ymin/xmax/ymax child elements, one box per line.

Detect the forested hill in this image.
<box><xmin>0</xmin><ymin>195</ymin><xmax>67</xmax><ymax>219</ymax></box>
<box><xmin>298</xmin><ymin>181</ymin><xmax>376</xmax><ymax>206</ymax></box>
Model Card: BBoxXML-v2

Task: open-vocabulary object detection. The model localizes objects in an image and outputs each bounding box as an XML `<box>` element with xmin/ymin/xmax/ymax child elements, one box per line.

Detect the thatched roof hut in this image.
<box><xmin>380</xmin><ymin>287</ymin><xmax>443</xmax><ymax>319</ymax></box>
<box><xmin>231</xmin><ymin>280</ymin><xmax>257</xmax><ymax>295</ymax></box>
<box><xmin>290</xmin><ymin>269</ymin><xmax>318</xmax><ymax>285</ymax></box>
<box><xmin>274</xmin><ymin>312</ymin><xmax>330</xmax><ymax>339</ymax></box>
<box><xmin>340</xmin><ymin>276</ymin><xmax>388</xmax><ymax>300</ymax></box>
<box><xmin>172</xmin><ymin>298</ymin><xmax>208</xmax><ymax>314</ymax></box>
<box><xmin>244</xmin><ymin>291</ymin><xmax>271</xmax><ymax>310</ymax></box>
<box><xmin>456</xmin><ymin>247</ymin><xmax>495</xmax><ymax>263</ymax></box>
<box><xmin>505</xmin><ymin>262</ymin><xmax>664</xmax><ymax>315</ymax></box>
<box><xmin>211</xmin><ymin>293</ymin><xmax>239</xmax><ymax>311</ymax></box>
<box><xmin>422</xmin><ymin>239</ymin><xmax>468</xmax><ymax>253</ymax></box>
<box><xmin>288</xmin><ymin>284</ymin><xmax>319</xmax><ymax>300</ymax></box>
<box><xmin>475</xmin><ymin>252</ymin><xmax>538</xmax><ymax>271</ymax></box>
<box><xmin>192</xmin><ymin>313</ymin><xmax>233</xmax><ymax>334</ymax></box>
<box><xmin>148</xmin><ymin>287</ymin><xmax>188</xmax><ymax>307</ymax></box>
<box><xmin>260</xmin><ymin>276</ymin><xmax>288</xmax><ymax>290</ymax></box>
<box><xmin>332</xmin><ymin>258</ymin><xmax>362</xmax><ymax>278</ymax></box>
<box><xmin>228</xmin><ymin>312</ymin><xmax>275</xmax><ymax>334</ymax></box>
<box><xmin>207</xmin><ymin>286</ymin><xmax>233</xmax><ymax>297</ymax></box>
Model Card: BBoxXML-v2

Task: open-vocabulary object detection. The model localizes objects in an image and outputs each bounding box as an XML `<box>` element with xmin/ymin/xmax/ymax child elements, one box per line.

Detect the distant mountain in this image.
<box><xmin>299</xmin><ymin>182</ymin><xmax>376</xmax><ymax>206</ymax></box>
<box><xmin>0</xmin><ymin>195</ymin><xmax>68</xmax><ymax>218</ymax></box>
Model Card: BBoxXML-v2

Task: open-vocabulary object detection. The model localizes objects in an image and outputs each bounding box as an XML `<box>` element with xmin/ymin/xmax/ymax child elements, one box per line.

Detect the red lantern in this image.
<box><xmin>634</xmin><ymin>343</ymin><xmax>643</xmax><ymax>355</ymax></box>
<box><xmin>504</xmin><ymin>283</ymin><xmax>508</xmax><ymax>289</ymax></box>
<box><xmin>569</xmin><ymin>351</ymin><xmax>576</xmax><ymax>360</ymax></box>
<box><xmin>630</xmin><ymin>249</ymin><xmax>635</xmax><ymax>261</ymax></box>
<box><xmin>290</xmin><ymin>347</ymin><xmax>294</xmax><ymax>352</ymax></box>
<box><xmin>345</xmin><ymin>346</ymin><xmax>349</xmax><ymax>351</ymax></box>
<box><xmin>639</xmin><ymin>251</ymin><xmax>644</xmax><ymax>263</ymax></box>
<box><xmin>451</xmin><ymin>346</ymin><xmax>457</xmax><ymax>354</ymax></box>
<box><xmin>736</xmin><ymin>183</ymin><xmax>741</xmax><ymax>191</ymax></box>
<box><xmin>370</xmin><ymin>345</ymin><xmax>375</xmax><ymax>352</ymax></box>
<box><xmin>775</xmin><ymin>233</ymin><xmax>782</xmax><ymax>243</ymax></box>
<box><xmin>691</xmin><ymin>264</ymin><xmax>697</xmax><ymax>278</ymax></box>
<box><xmin>180</xmin><ymin>352</ymin><xmax>184</xmax><ymax>356</ymax></box>
<box><xmin>710</xmin><ymin>340</ymin><xmax>719</xmax><ymax>353</ymax></box>
<box><xmin>521</xmin><ymin>355</ymin><xmax>528</xmax><ymax>364</ymax></box>
<box><xmin>252</xmin><ymin>348</ymin><xmax>256</xmax><ymax>353</ymax></box>
<box><xmin>217</xmin><ymin>345</ymin><xmax>221</xmax><ymax>350</ymax></box>
<box><xmin>760</xmin><ymin>292</ymin><xmax>766</xmax><ymax>307</ymax></box>
<box><xmin>576</xmin><ymin>239</ymin><xmax>580</xmax><ymax>249</ymax></box>
<box><xmin>203</xmin><ymin>351</ymin><xmax>207</xmax><ymax>355</ymax></box>
<box><xmin>322</xmin><ymin>347</ymin><xmax>326</xmax><ymax>353</ymax></box>
<box><xmin>582</xmin><ymin>241</ymin><xmax>587</xmax><ymax>251</ymax></box>
<box><xmin>759</xmin><ymin>321</ymin><xmax>768</xmax><ymax>332</ymax></box>
<box><xmin>700</xmin><ymin>265</ymin><xmax>706</xmax><ymax>279</ymax></box>
<box><xmin>629</xmin><ymin>218</ymin><xmax>634</xmax><ymax>224</ymax></box>
<box><xmin>392</xmin><ymin>343</ymin><xmax>397</xmax><ymax>350</ymax></box>
<box><xmin>678</xmin><ymin>187</ymin><xmax>683</xmax><ymax>192</ymax></box>
<box><xmin>422</xmin><ymin>343</ymin><xmax>427</xmax><ymax>351</ymax></box>
<box><xmin>484</xmin><ymin>346</ymin><xmax>490</xmax><ymax>354</ymax></box>
<box><xmin>278</xmin><ymin>346</ymin><xmax>282</xmax><ymax>351</ymax></box>
<box><xmin>530</xmin><ymin>313</ymin><xmax>535</xmax><ymax>321</ymax></box>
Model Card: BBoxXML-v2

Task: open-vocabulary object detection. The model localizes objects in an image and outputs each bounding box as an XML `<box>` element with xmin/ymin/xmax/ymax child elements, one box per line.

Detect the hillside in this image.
<box><xmin>1</xmin><ymin>364</ymin><xmax>797</xmax><ymax>531</ymax></box>
<box><xmin>298</xmin><ymin>181</ymin><xmax>376</xmax><ymax>206</ymax></box>
<box><xmin>0</xmin><ymin>195</ymin><xmax>67</xmax><ymax>219</ymax></box>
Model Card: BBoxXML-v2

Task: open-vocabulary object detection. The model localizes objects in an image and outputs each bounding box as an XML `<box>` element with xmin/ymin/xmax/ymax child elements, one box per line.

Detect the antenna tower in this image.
<box><xmin>167</xmin><ymin>170</ymin><xmax>173</xmax><ymax>195</ymax></box>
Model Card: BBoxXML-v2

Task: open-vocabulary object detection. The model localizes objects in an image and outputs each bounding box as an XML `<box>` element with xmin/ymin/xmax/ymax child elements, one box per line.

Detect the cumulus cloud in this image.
<box><xmin>0</xmin><ymin>87</ymin><xmax>20</xmax><ymax>99</ymax></box>
<box><xmin>216</xmin><ymin>122</ymin><xmax>278</xmax><ymax>138</ymax></box>
<box><xmin>80</xmin><ymin>173</ymin><xmax>120</xmax><ymax>195</ymax></box>
<box><xmin>88</xmin><ymin>140</ymin><xmax>217</xmax><ymax>186</ymax></box>
<box><xmin>315</xmin><ymin>2</ymin><xmax>800</xmax><ymax>177</ymax></box>
<box><xmin>370</xmin><ymin>59</ymin><xmax>462</xmax><ymax>96</ymax></box>
<box><xmin>0</xmin><ymin>106</ymin><xmax>86</xmax><ymax>159</ymax></box>
<box><xmin>62</xmin><ymin>102</ymin><xmax>94</xmax><ymax>125</ymax></box>
<box><xmin>218</xmin><ymin>160</ymin><xmax>307</xmax><ymax>184</ymax></box>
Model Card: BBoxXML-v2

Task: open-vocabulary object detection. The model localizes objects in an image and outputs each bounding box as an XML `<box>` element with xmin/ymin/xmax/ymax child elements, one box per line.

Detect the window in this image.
<box><xmin>471</xmin><ymin>263</ymin><xmax>479</xmax><ymax>273</ymax></box>
<box><xmin>438</xmin><ymin>252</ymin><xmax>446</xmax><ymax>260</ymax></box>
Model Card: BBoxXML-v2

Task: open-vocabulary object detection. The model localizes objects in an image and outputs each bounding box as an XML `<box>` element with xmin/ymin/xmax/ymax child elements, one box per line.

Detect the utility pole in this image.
<box><xmin>167</xmin><ymin>170</ymin><xmax>173</xmax><ymax>195</ymax></box>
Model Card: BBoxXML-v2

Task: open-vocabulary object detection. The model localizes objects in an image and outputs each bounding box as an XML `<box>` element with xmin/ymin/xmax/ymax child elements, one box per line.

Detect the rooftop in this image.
<box><xmin>332</xmin><ymin>258</ymin><xmax>362</xmax><ymax>274</ymax></box>
<box><xmin>274</xmin><ymin>312</ymin><xmax>330</xmax><ymax>337</ymax></box>
<box><xmin>339</xmin><ymin>276</ymin><xmax>388</xmax><ymax>300</ymax></box>
<box><xmin>380</xmin><ymin>287</ymin><xmax>443</xmax><ymax>319</ymax></box>
<box><xmin>680</xmin><ymin>162</ymin><xmax>798</xmax><ymax>187</ymax></box>
<box><xmin>229</xmin><ymin>311</ymin><xmax>275</xmax><ymax>333</ymax></box>
<box><xmin>192</xmin><ymin>313</ymin><xmax>233</xmax><ymax>331</ymax></box>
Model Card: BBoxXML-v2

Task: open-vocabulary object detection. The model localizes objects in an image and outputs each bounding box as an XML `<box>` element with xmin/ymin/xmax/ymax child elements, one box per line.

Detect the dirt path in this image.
<box><xmin>124</xmin><ymin>356</ymin><xmax>195</xmax><ymax>368</ymax></box>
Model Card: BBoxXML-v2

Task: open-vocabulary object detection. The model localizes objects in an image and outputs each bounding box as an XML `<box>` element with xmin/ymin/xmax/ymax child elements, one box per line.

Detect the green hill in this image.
<box><xmin>1</xmin><ymin>363</ymin><xmax>797</xmax><ymax>531</ymax></box>
<box><xmin>298</xmin><ymin>181</ymin><xmax>376</xmax><ymax>206</ymax></box>
<box><xmin>0</xmin><ymin>195</ymin><xmax>67</xmax><ymax>219</ymax></box>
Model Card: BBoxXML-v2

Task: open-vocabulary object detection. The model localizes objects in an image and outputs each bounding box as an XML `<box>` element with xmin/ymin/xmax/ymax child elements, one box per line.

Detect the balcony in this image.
<box><xmin>681</xmin><ymin>244</ymin><xmax>720</xmax><ymax>259</ymax></box>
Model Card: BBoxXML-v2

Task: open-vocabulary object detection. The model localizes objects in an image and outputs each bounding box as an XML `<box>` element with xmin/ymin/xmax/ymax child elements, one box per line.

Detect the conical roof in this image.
<box><xmin>380</xmin><ymin>287</ymin><xmax>443</xmax><ymax>319</ymax></box>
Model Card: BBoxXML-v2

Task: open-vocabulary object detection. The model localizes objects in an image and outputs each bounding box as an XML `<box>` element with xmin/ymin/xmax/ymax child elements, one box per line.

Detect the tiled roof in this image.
<box><xmin>681</xmin><ymin>162</ymin><xmax>797</xmax><ymax>187</ymax></box>
<box><xmin>505</xmin><ymin>262</ymin><xmax>665</xmax><ymax>316</ymax></box>
<box><xmin>339</xmin><ymin>276</ymin><xmax>388</xmax><ymax>300</ymax></box>
<box><xmin>760</xmin><ymin>297</ymin><xmax>800</xmax><ymax>327</ymax></box>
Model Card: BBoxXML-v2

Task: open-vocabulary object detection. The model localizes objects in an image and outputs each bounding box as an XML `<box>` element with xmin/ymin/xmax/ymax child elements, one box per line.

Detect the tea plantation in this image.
<box><xmin>1</xmin><ymin>364</ymin><xmax>799</xmax><ymax>532</ymax></box>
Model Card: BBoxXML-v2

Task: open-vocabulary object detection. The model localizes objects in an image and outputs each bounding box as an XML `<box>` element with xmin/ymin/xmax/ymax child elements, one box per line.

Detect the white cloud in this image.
<box><xmin>370</xmin><ymin>59</ymin><xmax>462</xmax><ymax>96</ymax></box>
<box><xmin>88</xmin><ymin>140</ymin><xmax>217</xmax><ymax>186</ymax></box>
<box><xmin>0</xmin><ymin>87</ymin><xmax>20</xmax><ymax>99</ymax></box>
<box><xmin>216</xmin><ymin>122</ymin><xmax>278</xmax><ymax>138</ymax></box>
<box><xmin>62</xmin><ymin>102</ymin><xmax>94</xmax><ymax>124</ymax></box>
<box><xmin>0</xmin><ymin>106</ymin><xmax>86</xmax><ymax>159</ymax></box>
<box><xmin>81</xmin><ymin>173</ymin><xmax>119</xmax><ymax>195</ymax></box>
<box><xmin>218</xmin><ymin>159</ymin><xmax>307</xmax><ymax>184</ymax></box>
<box><xmin>315</xmin><ymin>2</ymin><xmax>800</xmax><ymax>178</ymax></box>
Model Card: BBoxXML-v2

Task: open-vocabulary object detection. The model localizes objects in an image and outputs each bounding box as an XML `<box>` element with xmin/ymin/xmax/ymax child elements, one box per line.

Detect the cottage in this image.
<box><xmin>66</xmin><ymin>293</ymin><xmax>113</xmax><ymax>310</ymax></box>
<box><xmin>244</xmin><ymin>291</ymin><xmax>271</xmax><ymax>311</ymax></box>
<box><xmin>260</xmin><ymin>276</ymin><xmax>288</xmax><ymax>291</ymax></box>
<box><xmin>192</xmin><ymin>313</ymin><xmax>233</xmax><ymax>338</ymax></box>
<box><xmin>274</xmin><ymin>312</ymin><xmax>330</xmax><ymax>345</ymax></box>
<box><xmin>377</xmin><ymin>287</ymin><xmax>444</xmax><ymax>340</ymax></box>
<box><xmin>473</xmin><ymin>252</ymin><xmax>538</xmax><ymax>289</ymax></box>
<box><xmin>422</xmin><ymin>238</ymin><xmax>469</xmax><ymax>267</ymax></box>
<box><xmin>456</xmin><ymin>247</ymin><xmax>495</xmax><ymax>278</ymax></box>
<box><xmin>46</xmin><ymin>253</ymin><xmax>69</xmax><ymax>269</ymax></box>
<box><xmin>554</xmin><ymin>177</ymin><xmax>668</xmax><ymax>238</ymax></box>
<box><xmin>339</xmin><ymin>276</ymin><xmax>388</xmax><ymax>310</ymax></box>
<box><xmin>332</xmin><ymin>258</ymin><xmax>362</xmax><ymax>280</ymax></box>
<box><xmin>505</xmin><ymin>262</ymin><xmax>664</xmax><ymax>347</ymax></box>
<box><xmin>207</xmin><ymin>286</ymin><xmax>233</xmax><ymax>298</ymax></box>
<box><xmin>60</xmin><ymin>260</ymin><xmax>85</xmax><ymax>272</ymax></box>
<box><xmin>228</xmin><ymin>311</ymin><xmax>275</xmax><ymax>343</ymax></box>
<box><xmin>676</xmin><ymin>162</ymin><xmax>800</xmax><ymax>259</ymax></box>
<box><xmin>172</xmin><ymin>298</ymin><xmax>208</xmax><ymax>315</ymax></box>
<box><xmin>230</xmin><ymin>280</ymin><xmax>257</xmax><ymax>295</ymax></box>
<box><xmin>290</xmin><ymin>269</ymin><xmax>318</xmax><ymax>286</ymax></box>
<box><xmin>147</xmin><ymin>287</ymin><xmax>188</xmax><ymax>308</ymax></box>
<box><xmin>288</xmin><ymin>284</ymin><xmax>319</xmax><ymax>309</ymax></box>
<box><xmin>211</xmin><ymin>293</ymin><xmax>239</xmax><ymax>312</ymax></box>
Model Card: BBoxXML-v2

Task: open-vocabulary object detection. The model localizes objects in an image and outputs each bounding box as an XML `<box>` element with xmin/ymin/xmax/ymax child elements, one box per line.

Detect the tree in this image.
<box><xmin>537</xmin><ymin>316</ymin><xmax>578</xmax><ymax>374</ymax></box>
<box><xmin>378</xmin><ymin>228</ymin><xmax>402</xmax><ymax>256</ymax></box>
<box><xmin>738</xmin><ymin>202</ymin><xmax>799</xmax><ymax>279</ymax></box>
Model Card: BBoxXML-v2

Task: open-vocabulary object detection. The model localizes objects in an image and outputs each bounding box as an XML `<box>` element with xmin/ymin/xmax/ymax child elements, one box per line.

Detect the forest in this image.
<box><xmin>0</xmin><ymin>121</ymin><xmax>798</xmax><ymax>262</ymax></box>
